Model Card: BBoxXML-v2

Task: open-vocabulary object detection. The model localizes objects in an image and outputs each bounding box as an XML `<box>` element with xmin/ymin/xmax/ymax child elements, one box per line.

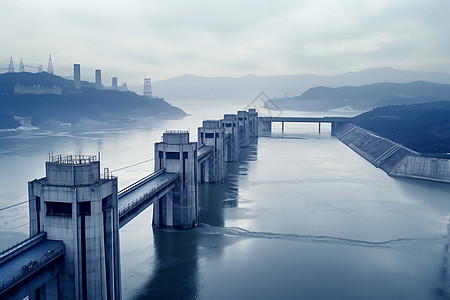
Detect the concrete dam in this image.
<box><xmin>1</xmin><ymin>111</ymin><xmax>449</xmax><ymax>299</ymax></box>
<box><xmin>333</xmin><ymin>123</ymin><xmax>450</xmax><ymax>183</ymax></box>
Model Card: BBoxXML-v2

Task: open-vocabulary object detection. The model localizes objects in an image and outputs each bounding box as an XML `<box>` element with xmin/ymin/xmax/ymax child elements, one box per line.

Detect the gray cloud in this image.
<box><xmin>1</xmin><ymin>0</ymin><xmax>449</xmax><ymax>86</ymax></box>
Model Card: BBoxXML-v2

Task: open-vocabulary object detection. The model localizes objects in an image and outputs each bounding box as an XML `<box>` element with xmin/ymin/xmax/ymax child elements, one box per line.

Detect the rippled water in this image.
<box><xmin>1</xmin><ymin>104</ymin><xmax>450</xmax><ymax>300</ymax></box>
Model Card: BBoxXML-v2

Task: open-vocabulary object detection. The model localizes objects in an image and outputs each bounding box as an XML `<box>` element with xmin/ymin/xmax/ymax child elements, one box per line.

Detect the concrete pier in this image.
<box><xmin>259</xmin><ymin>120</ymin><xmax>272</xmax><ymax>133</ymax></box>
<box><xmin>237</xmin><ymin>111</ymin><xmax>250</xmax><ymax>148</ymax></box>
<box><xmin>221</xmin><ymin>114</ymin><xmax>239</xmax><ymax>162</ymax></box>
<box><xmin>248</xmin><ymin>108</ymin><xmax>259</xmax><ymax>139</ymax></box>
<box><xmin>198</xmin><ymin>120</ymin><xmax>225</xmax><ymax>183</ymax></box>
<box><xmin>154</xmin><ymin>131</ymin><xmax>199</xmax><ymax>229</ymax></box>
<box><xmin>28</xmin><ymin>155</ymin><xmax>121</xmax><ymax>300</ymax></box>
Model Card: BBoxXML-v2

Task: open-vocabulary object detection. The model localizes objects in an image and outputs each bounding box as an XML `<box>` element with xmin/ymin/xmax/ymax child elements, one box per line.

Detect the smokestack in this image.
<box><xmin>112</xmin><ymin>77</ymin><xmax>117</xmax><ymax>90</ymax></box>
<box><xmin>74</xmin><ymin>64</ymin><xmax>81</xmax><ymax>90</ymax></box>
<box><xmin>95</xmin><ymin>69</ymin><xmax>102</xmax><ymax>89</ymax></box>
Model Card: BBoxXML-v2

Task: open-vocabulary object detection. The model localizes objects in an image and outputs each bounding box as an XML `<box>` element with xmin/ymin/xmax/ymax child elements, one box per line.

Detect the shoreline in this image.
<box><xmin>333</xmin><ymin>123</ymin><xmax>450</xmax><ymax>184</ymax></box>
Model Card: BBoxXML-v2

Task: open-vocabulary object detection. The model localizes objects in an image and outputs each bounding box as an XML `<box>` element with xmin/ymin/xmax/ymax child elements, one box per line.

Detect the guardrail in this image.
<box><xmin>0</xmin><ymin>232</ymin><xmax>47</xmax><ymax>265</ymax></box>
<box><xmin>118</xmin><ymin>169</ymin><xmax>166</xmax><ymax>198</ymax></box>
<box><xmin>119</xmin><ymin>173</ymin><xmax>179</xmax><ymax>217</ymax></box>
<box><xmin>0</xmin><ymin>243</ymin><xmax>65</xmax><ymax>295</ymax></box>
<box><xmin>197</xmin><ymin>146</ymin><xmax>214</xmax><ymax>160</ymax></box>
<box><xmin>48</xmin><ymin>154</ymin><xmax>98</xmax><ymax>165</ymax></box>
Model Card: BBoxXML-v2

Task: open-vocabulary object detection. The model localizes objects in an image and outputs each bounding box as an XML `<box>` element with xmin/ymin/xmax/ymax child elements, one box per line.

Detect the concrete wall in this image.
<box><xmin>198</xmin><ymin>120</ymin><xmax>225</xmax><ymax>183</ymax></box>
<box><xmin>334</xmin><ymin>123</ymin><xmax>450</xmax><ymax>183</ymax></box>
<box><xmin>28</xmin><ymin>157</ymin><xmax>121</xmax><ymax>299</ymax></box>
<box><xmin>154</xmin><ymin>132</ymin><xmax>198</xmax><ymax>228</ymax></box>
<box><xmin>221</xmin><ymin>115</ymin><xmax>239</xmax><ymax>162</ymax></box>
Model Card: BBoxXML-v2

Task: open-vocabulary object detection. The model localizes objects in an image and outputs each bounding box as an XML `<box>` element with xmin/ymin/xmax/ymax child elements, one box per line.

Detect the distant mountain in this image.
<box><xmin>270</xmin><ymin>81</ymin><xmax>450</xmax><ymax>111</ymax></box>
<box><xmin>353</xmin><ymin>101</ymin><xmax>450</xmax><ymax>154</ymax></box>
<box><xmin>0</xmin><ymin>72</ymin><xmax>186</xmax><ymax>129</ymax></box>
<box><xmin>151</xmin><ymin>67</ymin><xmax>450</xmax><ymax>105</ymax></box>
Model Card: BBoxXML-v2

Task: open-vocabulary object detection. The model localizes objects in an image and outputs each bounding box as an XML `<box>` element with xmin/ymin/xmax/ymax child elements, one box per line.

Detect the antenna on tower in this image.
<box><xmin>47</xmin><ymin>54</ymin><xmax>54</xmax><ymax>74</ymax></box>
<box><xmin>143</xmin><ymin>77</ymin><xmax>152</xmax><ymax>97</ymax></box>
<box><xmin>19</xmin><ymin>58</ymin><xmax>24</xmax><ymax>72</ymax></box>
<box><xmin>8</xmin><ymin>56</ymin><xmax>15</xmax><ymax>73</ymax></box>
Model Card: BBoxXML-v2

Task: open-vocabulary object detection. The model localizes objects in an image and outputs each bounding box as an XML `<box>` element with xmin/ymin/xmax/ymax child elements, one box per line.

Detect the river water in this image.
<box><xmin>1</xmin><ymin>102</ymin><xmax>450</xmax><ymax>300</ymax></box>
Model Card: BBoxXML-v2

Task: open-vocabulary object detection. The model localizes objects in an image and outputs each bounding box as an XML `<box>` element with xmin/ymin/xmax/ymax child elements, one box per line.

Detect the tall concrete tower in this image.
<box><xmin>248</xmin><ymin>108</ymin><xmax>259</xmax><ymax>139</ymax></box>
<box><xmin>143</xmin><ymin>77</ymin><xmax>152</xmax><ymax>97</ymax></box>
<box><xmin>221</xmin><ymin>114</ymin><xmax>239</xmax><ymax>162</ymax></box>
<box><xmin>74</xmin><ymin>64</ymin><xmax>81</xmax><ymax>90</ymax></box>
<box><xmin>112</xmin><ymin>77</ymin><xmax>118</xmax><ymax>90</ymax></box>
<box><xmin>47</xmin><ymin>55</ymin><xmax>54</xmax><ymax>74</ymax></box>
<box><xmin>7</xmin><ymin>56</ymin><xmax>14</xmax><ymax>73</ymax></box>
<box><xmin>198</xmin><ymin>120</ymin><xmax>225</xmax><ymax>183</ymax></box>
<box><xmin>95</xmin><ymin>69</ymin><xmax>102</xmax><ymax>89</ymax></box>
<box><xmin>154</xmin><ymin>131</ymin><xmax>198</xmax><ymax>229</ymax></box>
<box><xmin>28</xmin><ymin>155</ymin><xmax>121</xmax><ymax>300</ymax></box>
<box><xmin>237</xmin><ymin>111</ymin><xmax>250</xmax><ymax>148</ymax></box>
<box><xmin>19</xmin><ymin>58</ymin><xmax>24</xmax><ymax>72</ymax></box>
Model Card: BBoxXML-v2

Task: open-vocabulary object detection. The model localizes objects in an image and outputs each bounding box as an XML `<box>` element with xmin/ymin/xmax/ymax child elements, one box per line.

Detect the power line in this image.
<box><xmin>0</xmin><ymin>200</ymin><xmax>28</xmax><ymax>212</ymax></box>
<box><xmin>111</xmin><ymin>158</ymin><xmax>154</xmax><ymax>173</ymax></box>
<box><xmin>0</xmin><ymin>159</ymin><xmax>155</xmax><ymax>212</ymax></box>
<box><xmin>6</xmin><ymin>222</ymin><xmax>28</xmax><ymax>230</ymax></box>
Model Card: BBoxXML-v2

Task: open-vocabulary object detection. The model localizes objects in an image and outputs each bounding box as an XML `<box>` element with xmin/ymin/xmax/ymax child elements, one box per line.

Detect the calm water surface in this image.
<box><xmin>1</xmin><ymin>103</ymin><xmax>450</xmax><ymax>300</ymax></box>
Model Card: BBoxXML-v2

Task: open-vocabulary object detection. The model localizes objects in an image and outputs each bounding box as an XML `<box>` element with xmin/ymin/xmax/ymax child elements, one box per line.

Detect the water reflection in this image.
<box><xmin>134</xmin><ymin>229</ymin><xmax>199</xmax><ymax>300</ymax></box>
<box><xmin>133</xmin><ymin>142</ymin><xmax>258</xmax><ymax>299</ymax></box>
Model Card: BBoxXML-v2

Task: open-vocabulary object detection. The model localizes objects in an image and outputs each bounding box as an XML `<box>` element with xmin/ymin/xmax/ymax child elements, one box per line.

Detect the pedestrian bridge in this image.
<box><xmin>0</xmin><ymin>233</ymin><xmax>64</xmax><ymax>300</ymax></box>
<box><xmin>259</xmin><ymin>116</ymin><xmax>353</xmax><ymax>133</ymax></box>
<box><xmin>118</xmin><ymin>169</ymin><xmax>180</xmax><ymax>228</ymax></box>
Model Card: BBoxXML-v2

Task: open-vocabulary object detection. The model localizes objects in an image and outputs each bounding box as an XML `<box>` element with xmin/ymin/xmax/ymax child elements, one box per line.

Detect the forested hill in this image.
<box><xmin>270</xmin><ymin>81</ymin><xmax>450</xmax><ymax>111</ymax></box>
<box><xmin>0</xmin><ymin>72</ymin><xmax>186</xmax><ymax>128</ymax></box>
<box><xmin>353</xmin><ymin>101</ymin><xmax>450</xmax><ymax>155</ymax></box>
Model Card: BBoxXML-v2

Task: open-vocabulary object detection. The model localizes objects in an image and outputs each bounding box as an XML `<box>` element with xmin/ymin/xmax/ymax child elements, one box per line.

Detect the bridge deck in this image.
<box><xmin>118</xmin><ymin>171</ymin><xmax>179</xmax><ymax>214</ymax></box>
<box><xmin>0</xmin><ymin>239</ymin><xmax>64</xmax><ymax>294</ymax></box>
<box><xmin>259</xmin><ymin>116</ymin><xmax>353</xmax><ymax>122</ymax></box>
<box><xmin>197</xmin><ymin>145</ymin><xmax>213</xmax><ymax>162</ymax></box>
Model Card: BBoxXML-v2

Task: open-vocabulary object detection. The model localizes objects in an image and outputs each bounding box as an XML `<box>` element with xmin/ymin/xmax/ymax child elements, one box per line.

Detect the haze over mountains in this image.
<box><xmin>151</xmin><ymin>67</ymin><xmax>450</xmax><ymax>106</ymax></box>
<box><xmin>271</xmin><ymin>81</ymin><xmax>450</xmax><ymax>111</ymax></box>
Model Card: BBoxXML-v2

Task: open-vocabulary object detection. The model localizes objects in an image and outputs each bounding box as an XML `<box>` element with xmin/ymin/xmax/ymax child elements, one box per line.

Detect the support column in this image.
<box><xmin>221</xmin><ymin>115</ymin><xmax>239</xmax><ymax>162</ymax></box>
<box><xmin>259</xmin><ymin>120</ymin><xmax>272</xmax><ymax>133</ymax></box>
<box><xmin>154</xmin><ymin>131</ymin><xmax>198</xmax><ymax>229</ymax></box>
<box><xmin>203</xmin><ymin>159</ymin><xmax>210</xmax><ymax>183</ymax></box>
<box><xmin>282</xmin><ymin>122</ymin><xmax>285</xmax><ymax>133</ymax></box>
<box><xmin>237</xmin><ymin>111</ymin><xmax>250</xmax><ymax>148</ymax></box>
<box><xmin>198</xmin><ymin>120</ymin><xmax>225</xmax><ymax>182</ymax></box>
<box><xmin>248</xmin><ymin>108</ymin><xmax>259</xmax><ymax>139</ymax></box>
<box><xmin>28</xmin><ymin>155</ymin><xmax>121</xmax><ymax>300</ymax></box>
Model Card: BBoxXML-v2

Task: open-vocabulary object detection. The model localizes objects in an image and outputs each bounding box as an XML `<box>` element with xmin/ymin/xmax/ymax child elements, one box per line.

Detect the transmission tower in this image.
<box><xmin>143</xmin><ymin>77</ymin><xmax>152</xmax><ymax>97</ymax></box>
<box><xmin>8</xmin><ymin>56</ymin><xmax>15</xmax><ymax>73</ymax></box>
<box><xmin>19</xmin><ymin>58</ymin><xmax>24</xmax><ymax>72</ymax></box>
<box><xmin>47</xmin><ymin>54</ymin><xmax>54</xmax><ymax>74</ymax></box>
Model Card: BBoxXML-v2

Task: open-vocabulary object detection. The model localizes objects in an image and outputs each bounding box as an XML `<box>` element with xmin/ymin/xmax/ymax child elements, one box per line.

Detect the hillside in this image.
<box><xmin>151</xmin><ymin>67</ymin><xmax>450</xmax><ymax>105</ymax></box>
<box><xmin>271</xmin><ymin>81</ymin><xmax>450</xmax><ymax>111</ymax></box>
<box><xmin>0</xmin><ymin>72</ymin><xmax>186</xmax><ymax>128</ymax></box>
<box><xmin>353</xmin><ymin>101</ymin><xmax>450</xmax><ymax>155</ymax></box>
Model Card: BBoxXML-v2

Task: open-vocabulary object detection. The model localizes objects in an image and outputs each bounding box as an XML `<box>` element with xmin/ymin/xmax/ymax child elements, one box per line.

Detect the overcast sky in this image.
<box><xmin>1</xmin><ymin>0</ymin><xmax>449</xmax><ymax>86</ymax></box>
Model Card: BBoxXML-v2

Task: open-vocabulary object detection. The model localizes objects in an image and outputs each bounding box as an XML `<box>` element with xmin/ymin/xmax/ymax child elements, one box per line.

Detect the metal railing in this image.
<box><xmin>119</xmin><ymin>174</ymin><xmax>179</xmax><ymax>217</ymax></box>
<box><xmin>48</xmin><ymin>154</ymin><xmax>98</xmax><ymax>165</ymax></box>
<box><xmin>0</xmin><ymin>243</ymin><xmax>65</xmax><ymax>295</ymax></box>
<box><xmin>0</xmin><ymin>232</ymin><xmax>46</xmax><ymax>264</ymax></box>
<box><xmin>118</xmin><ymin>169</ymin><xmax>166</xmax><ymax>198</ymax></box>
<box><xmin>165</xmin><ymin>130</ymin><xmax>189</xmax><ymax>134</ymax></box>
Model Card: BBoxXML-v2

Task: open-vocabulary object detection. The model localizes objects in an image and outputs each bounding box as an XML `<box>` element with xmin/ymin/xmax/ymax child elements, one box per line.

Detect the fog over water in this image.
<box><xmin>1</xmin><ymin>102</ymin><xmax>450</xmax><ymax>299</ymax></box>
